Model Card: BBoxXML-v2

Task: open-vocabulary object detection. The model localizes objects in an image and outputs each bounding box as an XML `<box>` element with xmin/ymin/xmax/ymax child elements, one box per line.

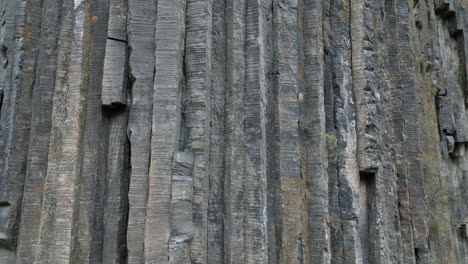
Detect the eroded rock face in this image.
<box><xmin>0</xmin><ymin>0</ymin><xmax>466</xmax><ymax>263</ymax></box>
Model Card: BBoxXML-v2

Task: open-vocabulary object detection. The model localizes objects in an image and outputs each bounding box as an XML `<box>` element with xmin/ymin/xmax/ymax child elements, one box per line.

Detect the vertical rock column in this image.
<box><xmin>169</xmin><ymin>152</ymin><xmax>194</xmax><ymax>264</ymax></box>
<box><xmin>323</xmin><ymin>0</ymin><xmax>345</xmax><ymax>262</ymax></box>
<box><xmin>396</xmin><ymin>0</ymin><xmax>429</xmax><ymax>259</ymax></box>
<box><xmin>32</xmin><ymin>0</ymin><xmax>72</xmax><ymax>262</ymax></box>
<box><xmin>350</xmin><ymin>0</ymin><xmax>380</xmax><ymax>172</ymax></box>
<box><xmin>145</xmin><ymin>0</ymin><xmax>186</xmax><ymax>262</ymax></box>
<box><xmin>207</xmin><ymin>0</ymin><xmax>226</xmax><ymax>261</ymax></box>
<box><xmin>302</xmin><ymin>0</ymin><xmax>331</xmax><ymax>262</ymax></box>
<box><xmin>102</xmin><ymin>108</ymin><xmax>129</xmax><ymax>264</ymax></box>
<box><xmin>384</xmin><ymin>0</ymin><xmax>416</xmax><ymax>262</ymax></box>
<box><xmin>0</xmin><ymin>0</ymin><xmax>42</xmax><ymax>260</ymax></box>
<box><xmin>101</xmin><ymin>0</ymin><xmax>129</xmax><ymax>263</ymax></box>
<box><xmin>244</xmin><ymin>0</ymin><xmax>270</xmax><ymax>262</ymax></box>
<box><xmin>272</xmin><ymin>0</ymin><xmax>304</xmax><ymax>262</ymax></box>
<box><xmin>185</xmin><ymin>0</ymin><xmax>212</xmax><ymax>263</ymax></box>
<box><xmin>35</xmin><ymin>1</ymin><xmax>94</xmax><ymax>263</ymax></box>
<box><xmin>74</xmin><ymin>0</ymin><xmax>111</xmax><ymax>261</ymax></box>
<box><xmin>15</xmin><ymin>0</ymin><xmax>60</xmax><ymax>261</ymax></box>
<box><xmin>126</xmin><ymin>0</ymin><xmax>155</xmax><ymax>261</ymax></box>
<box><xmin>223</xmin><ymin>0</ymin><xmax>246</xmax><ymax>262</ymax></box>
<box><xmin>102</xmin><ymin>35</ymin><xmax>127</xmax><ymax>107</ymax></box>
<box><xmin>329</xmin><ymin>0</ymin><xmax>361</xmax><ymax>262</ymax></box>
<box><xmin>350</xmin><ymin>1</ymin><xmax>381</xmax><ymax>261</ymax></box>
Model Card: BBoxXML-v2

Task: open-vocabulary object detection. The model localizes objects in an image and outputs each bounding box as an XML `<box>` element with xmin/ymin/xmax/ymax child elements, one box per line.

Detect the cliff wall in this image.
<box><xmin>0</xmin><ymin>0</ymin><xmax>467</xmax><ymax>263</ymax></box>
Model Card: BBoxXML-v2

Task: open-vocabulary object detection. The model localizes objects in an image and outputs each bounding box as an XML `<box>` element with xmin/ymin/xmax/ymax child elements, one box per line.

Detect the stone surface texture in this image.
<box><xmin>0</xmin><ymin>0</ymin><xmax>467</xmax><ymax>263</ymax></box>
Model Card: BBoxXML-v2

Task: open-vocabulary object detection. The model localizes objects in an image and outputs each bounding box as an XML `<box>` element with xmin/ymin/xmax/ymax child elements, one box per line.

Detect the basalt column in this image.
<box><xmin>0</xmin><ymin>0</ymin><xmax>467</xmax><ymax>263</ymax></box>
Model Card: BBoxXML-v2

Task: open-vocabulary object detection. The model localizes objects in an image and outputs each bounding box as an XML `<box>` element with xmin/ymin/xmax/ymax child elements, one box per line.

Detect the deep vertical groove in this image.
<box><xmin>324</xmin><ymin>2</ymin><xmax>344</xmax><ymax>261</ymax></box>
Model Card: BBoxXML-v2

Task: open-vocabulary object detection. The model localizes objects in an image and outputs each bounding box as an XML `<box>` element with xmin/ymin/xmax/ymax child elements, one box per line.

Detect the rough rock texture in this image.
<box><xmin>0</xmin><ymin>0</ymin><xmax>467</xmax><ymax>263</ymax></box>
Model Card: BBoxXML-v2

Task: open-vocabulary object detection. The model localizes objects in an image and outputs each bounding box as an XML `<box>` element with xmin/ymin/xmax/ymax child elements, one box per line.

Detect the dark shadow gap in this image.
<box><xmin>359</xmin><ymin>171</ymin><xmax>376</xmax><ymax>264</ymax></box>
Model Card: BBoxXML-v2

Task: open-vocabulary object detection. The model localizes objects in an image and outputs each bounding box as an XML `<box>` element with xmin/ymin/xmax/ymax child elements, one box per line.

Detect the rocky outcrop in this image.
<box><xmin>0</xmin><ymin>0</ymin><xmax>467</xmax><ymax>263</ymax></box>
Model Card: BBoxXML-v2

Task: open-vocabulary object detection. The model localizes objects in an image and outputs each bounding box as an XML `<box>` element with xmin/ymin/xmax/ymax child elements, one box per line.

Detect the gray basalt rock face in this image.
<box><xmin>0</xmin><ymin>0</ymin><xmax>467</xmax><ymax>263</ymax></box>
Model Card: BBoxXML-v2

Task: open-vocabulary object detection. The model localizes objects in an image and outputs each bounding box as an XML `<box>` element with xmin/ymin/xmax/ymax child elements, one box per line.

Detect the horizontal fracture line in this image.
<box><xmin>107</xmin><ymin>37</ymin><xmax>127</xmax><ymax>43</ymax></box>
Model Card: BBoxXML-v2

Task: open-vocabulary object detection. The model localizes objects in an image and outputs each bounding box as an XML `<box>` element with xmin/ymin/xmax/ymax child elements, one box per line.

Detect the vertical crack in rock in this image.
<box><xmin>357</xmin><ymin>172</ymin><xmax>375</xmax><ymax>264</ymax></box>
<box><xmin>323</xmin><ymin>0</ymin><xmax>344</xmax><ymax>262</ymax></box>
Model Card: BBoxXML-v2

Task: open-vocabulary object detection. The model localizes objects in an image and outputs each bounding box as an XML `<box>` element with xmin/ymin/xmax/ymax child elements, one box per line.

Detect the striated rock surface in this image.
<box><xmin>0</xmin><ymin>0</ymin><xmax>467</xmax><ymax>263</ymax></box>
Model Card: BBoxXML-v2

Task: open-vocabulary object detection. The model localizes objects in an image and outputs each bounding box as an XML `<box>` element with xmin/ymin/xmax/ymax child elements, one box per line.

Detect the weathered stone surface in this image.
<box><xmin>207</xmin><ymin>0</ymin><xmax>226</xmax><ymax>262</ymax></box>
<box><xmin>107</xmin><ymin>0</ymin><xmax>127</xmax><ymax>41</ymax></box>
<box><xmin>0</xmin><ymin>0</ymin><xmax>466</xmax><ymax>263</ymax></box>
<box><xmin>171</xmin><ymin>172</ymin><xmax>193</xmax><ymax>239</ymax></box>
<box><xmin>223</xmin><ymin>1</ymin><xmax>246</xmax><ymax>263</ymax></box>
<box><xmin>145</xmin><ymin>1</ymin><xmax>186</xmax><ymax>262</ymax></box>
<box><xmin>102</xmin><ymin>39</ymin><xmax>128</xmax><ymax>107</ymax></box>
<box><xmin>102</xmin><ymin>109</ymin><xmax>129</xmax><ymax>264</ymax></box>
<box><xmin>126</xmin><ymin>0</ymin><xmax>155</xmax><ymax>262</ymax></box>
<box><xmin>184</xmin><ymin>1</ymin><xmax>212</xmax><ymax>263</ymax></box>
<box><xmin>169</xmin><ymin>151</ymin><xmax>194</xmax><ymax>263</ymax></box>
<box><xmin>301</xmin><ymin>0</ymin><xmax>330</xmax><ymax>262</ymax></box>
<box><xmin>455</xmin><ymin>113</ymin><xmax>468</xmax><ymax>143</ymax></box>
<box><xmin>272</xmin><ymin>1</ymin><xmax>303</xmax><ymax>262</ymax></box>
